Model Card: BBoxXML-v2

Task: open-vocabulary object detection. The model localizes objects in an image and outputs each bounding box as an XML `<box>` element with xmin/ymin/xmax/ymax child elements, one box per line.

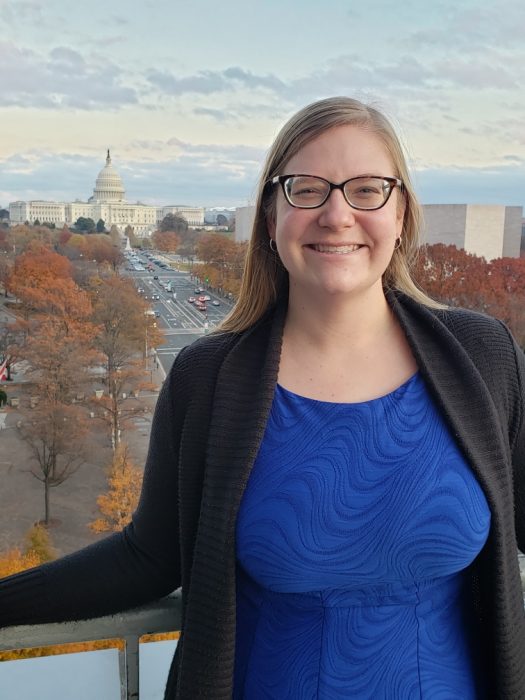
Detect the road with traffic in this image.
<box><xmin>124</xmin><ymin>251</ymin><xmax>233</xmax><ymax>376</ymax></box>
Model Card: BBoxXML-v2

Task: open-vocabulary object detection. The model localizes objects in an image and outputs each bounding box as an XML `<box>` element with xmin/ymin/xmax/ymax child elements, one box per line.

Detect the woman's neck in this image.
<box><xmin>284</xmin><ymin>284</ymin><xmax>394</xmax><ymax>352</ymax></box>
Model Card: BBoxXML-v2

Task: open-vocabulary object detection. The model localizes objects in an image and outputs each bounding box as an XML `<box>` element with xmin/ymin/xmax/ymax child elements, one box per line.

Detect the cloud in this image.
<box><xmin>0</xmin><ymin>144</ymin><xmax>265</xmax><ymax>208</ymax></box>
<box><xmin>145</xmin><ymin>65</ymin><xmax>287</xmax><ymax>98</ymax></box>
<box><xmin>0</xmin><ymin>41</ymin><xmax>139</xmax><ymax>109</ymax></box>
<box><xmin>0</xmin><ymin>1</ymin><xmax>43</xmax><ymax>25</ymax></box>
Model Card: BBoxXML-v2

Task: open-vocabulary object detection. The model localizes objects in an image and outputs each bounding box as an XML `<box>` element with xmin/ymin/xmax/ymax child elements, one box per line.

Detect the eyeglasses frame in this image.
<box><xmin>269</xmin><ymin>174</ymin><xmax>404</xmax><ymax>211</ymax></box>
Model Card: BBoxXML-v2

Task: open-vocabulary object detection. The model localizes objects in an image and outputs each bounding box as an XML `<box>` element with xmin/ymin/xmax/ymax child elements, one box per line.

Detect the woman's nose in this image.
<box><xmin>316</xmin><ymin>189</ymin><xmax>357</xmax><ymax>230</ymax></box>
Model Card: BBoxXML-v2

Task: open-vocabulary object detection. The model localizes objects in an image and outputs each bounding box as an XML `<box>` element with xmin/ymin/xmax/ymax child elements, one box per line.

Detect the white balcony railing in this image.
<box><xmin>1</xmin><ymin>557</ymin><xmax>525</xmax><ymax>699</ymax></box>
<box><xmin>0</xmin><ymin>590</ymin><xmax>181</xmax><ymax>700</ymax></box>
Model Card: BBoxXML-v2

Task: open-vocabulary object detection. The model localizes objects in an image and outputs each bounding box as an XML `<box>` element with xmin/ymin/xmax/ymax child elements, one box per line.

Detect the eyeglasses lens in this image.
<box><xmin>285</xmin><ymin>176</ymin><xmax>392</xmax><ymax>209</ymax></box>
<box><xmin>344</xmin><ymin>178</ymin><xmax>392</xmax><ymax>209</ymax></box>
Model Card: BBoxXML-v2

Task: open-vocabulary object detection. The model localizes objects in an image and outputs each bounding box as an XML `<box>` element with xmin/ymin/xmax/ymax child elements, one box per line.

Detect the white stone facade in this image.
<box><xmin>234</xmin><ymin>206</ymin><xmax>256</xmax><ymax>242</ymax></box>
<box><xmin>422</xmin><ymin>204</ymin><xmax>523</xmax><ymax>260</ymax></box>
<box><xmin>157</xmin><ymin>206</ymin><xmax>204</xmax><ymax>227</ymax></box>
<box><xmin>8</xmin><ymin>152</ymin><xmax>202</xmax><ymax>237</ymax></box>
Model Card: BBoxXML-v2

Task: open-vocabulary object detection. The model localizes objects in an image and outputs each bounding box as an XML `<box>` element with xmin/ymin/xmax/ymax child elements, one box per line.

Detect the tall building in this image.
<box><xmin>421</xmin><ymin>205</ymin><xmax>523</xmax><ymax>260</ymax></box>
<box><xmin>9</xmin><ymin>152</ymin><xmax>205</xmax><ymax>236</ymax></box>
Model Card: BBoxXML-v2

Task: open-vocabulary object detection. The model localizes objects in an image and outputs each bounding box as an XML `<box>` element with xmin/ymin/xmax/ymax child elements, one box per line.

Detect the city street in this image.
<box><xmin>124</xmin><ymin>252</ymin><xmax>233</xmax><ymax>375</ymax></box>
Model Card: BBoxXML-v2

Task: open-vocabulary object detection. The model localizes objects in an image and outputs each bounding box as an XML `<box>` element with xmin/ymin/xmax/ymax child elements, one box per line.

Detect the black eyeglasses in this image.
<box><xmin>269</xmin><ymin>174</ymin><xmax>403</xmax><ymax>211</ymax></box>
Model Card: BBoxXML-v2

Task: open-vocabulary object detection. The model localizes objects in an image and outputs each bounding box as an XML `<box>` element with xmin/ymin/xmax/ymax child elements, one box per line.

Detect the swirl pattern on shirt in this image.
<box><xmin>234</xmin><ymin>374</ymin><xmax>491</xmax><ymax>699</ymax></box>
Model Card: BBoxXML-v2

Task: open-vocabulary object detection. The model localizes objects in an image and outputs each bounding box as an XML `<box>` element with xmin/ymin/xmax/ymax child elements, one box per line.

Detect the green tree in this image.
<box><xmin>74</xmin><ymin>217</ymin><xmax>96</xmax><ymax>233</ymax></box>
<box><xmin>96</xmin><ymin>218</ymin><xmax>106</xmax><ymax>233</ymax></box>
<box><xmin>159</xmin><ymin>213</ymin><xmax>188</xmax><ymax>234</ymax></box>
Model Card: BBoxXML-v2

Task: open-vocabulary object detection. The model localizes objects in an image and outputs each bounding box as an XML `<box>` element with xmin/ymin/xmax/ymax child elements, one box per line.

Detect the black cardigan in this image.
<box><xmin>1</xmin><ymin>292</ymin><xmax>525</xmax><ymax>699</ymax></box>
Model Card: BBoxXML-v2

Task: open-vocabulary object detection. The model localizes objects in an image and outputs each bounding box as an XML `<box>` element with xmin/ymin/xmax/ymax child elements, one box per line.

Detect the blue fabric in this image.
<box><xmin>234</xmin><ymin>374</ymin><xmax>491</xmax><ymax>699</ymax></box>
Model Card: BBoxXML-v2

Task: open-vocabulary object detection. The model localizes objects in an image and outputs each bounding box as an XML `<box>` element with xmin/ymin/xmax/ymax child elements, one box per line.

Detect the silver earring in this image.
<box><xmin>394</xmin><ymin>236</ymin><xmax>402</xmax><ymax>251</ymax></box>
<box><xmin>269</xmin><ymin>238</ymin><xmax>277</xmax><ymax>253</ymax></box>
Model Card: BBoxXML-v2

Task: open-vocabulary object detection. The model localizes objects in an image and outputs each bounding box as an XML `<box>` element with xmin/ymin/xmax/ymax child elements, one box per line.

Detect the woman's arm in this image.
<box><xmin>0</xmin><ymin>354</ymin><xmax>186</xmax><ymax>628</ymax></box>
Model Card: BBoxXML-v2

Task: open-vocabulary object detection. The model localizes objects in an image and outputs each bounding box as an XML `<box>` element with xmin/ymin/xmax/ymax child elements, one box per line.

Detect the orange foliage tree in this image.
<box><xmin>0</xmin><ymin>524</ymin><xmax>56</xmax><ymax>578</ymax></box>
<box><xmin>194</xmin><ymin>234</ymin><xmax>246</xmax><ymax>297</ymax></box>
<box><xmin>152</xmin><ymin>230</ymin><xmax>180</xmax><ymax>253</ymax></box>
<box><xmin>90</xmin><ymin>276</ymin><xmax>162</xmax><ymax>449</ymax></box>
<box><xmin>89</xmin><ymin>443</ymin><xmax>142</xmax><ymax>533</ymax></box>
<box><xmin>413</xmin><ymin>244</ymin><xmax>525</xmax><ymax>347</ymax></box>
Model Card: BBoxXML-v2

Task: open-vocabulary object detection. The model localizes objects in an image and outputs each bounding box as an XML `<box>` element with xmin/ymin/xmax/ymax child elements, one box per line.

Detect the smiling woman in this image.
<box><xmin>1</xmin><ymin>97</ymin><xmax>525</xmax><ymax>700</ymax></box>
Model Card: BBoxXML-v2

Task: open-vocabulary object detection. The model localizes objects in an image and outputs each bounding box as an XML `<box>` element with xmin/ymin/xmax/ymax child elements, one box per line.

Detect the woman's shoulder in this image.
<box><xmin>392</xmin><ymin>291</ymin><xmax>523</xmax><ymax>377</ymax></box>
<box><xmin>170</xmin><ymin>330</ymin><xmax>242</xmax><ymax>379</ymax></box>
<box><xmin>431</xmin><ymin>304</ymin><xmax>510</xmax><ymax>338</ymax></box>
<box><xmin>394</xmin><ymin>291</ymin><xmax>513</xmax><ymax>343</ymax></box>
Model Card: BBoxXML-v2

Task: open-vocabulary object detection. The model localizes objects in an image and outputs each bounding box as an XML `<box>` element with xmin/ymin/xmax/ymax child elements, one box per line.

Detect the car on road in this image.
<box><xmin>211</xmin><ymin>300</ymin><xmax>220</xmax><ymax>306</ymax></box>
<box><xmin>202</xmin><ymin>295</ymin><xmax>211</xmax><ymax>301</ymax></box>
<box><xmin>198</xmin><ymin>296</ymin><xmax>207</xmax><ymax>303</ymax></box>
<box><xmin>188</xmin><ymin>297</ymin><xmax>196</xmax><ymax>303</ymax></box>
<box><xmin>152</xmin><ymin>294</ymin><xmax>160</xmax><ymax>300</ymax></box>
<box><xmin>153</xmin><ymin>275</ymin><xmax>159</xmax><ymax>280</ymax></box>
<box><xmin>154</xmin><ymin>311</ymin><xmax>160</xmax><ymax>318</ymax></box>
<box><xmin>137</xmin><ymin>287</ymin><xmax>144</xmax><ymax>293</ymax></box>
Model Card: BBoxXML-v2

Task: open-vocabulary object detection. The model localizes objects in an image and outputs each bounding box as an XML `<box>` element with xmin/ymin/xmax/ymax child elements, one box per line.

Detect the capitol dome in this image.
<box><xmin>89</xmin><ymin>150</ymin><xmax>126</xmax><ymax>203</ymax></box>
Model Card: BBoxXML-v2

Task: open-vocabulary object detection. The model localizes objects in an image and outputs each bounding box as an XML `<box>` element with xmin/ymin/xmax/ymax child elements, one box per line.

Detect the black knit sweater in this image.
<box><xmin>1</xmin><ymin>292</ymin><xmax>525</xmax><ymax>699</ymax></box>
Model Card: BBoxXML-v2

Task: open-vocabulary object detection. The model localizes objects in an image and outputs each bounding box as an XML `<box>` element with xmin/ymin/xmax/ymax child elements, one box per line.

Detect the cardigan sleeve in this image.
<box><xmin>509</xmin><ymin>335</ymin><xmax>525</xmax><ymax>554</ymax></box>
<box><xmin>0</xmin><ymin>351</ymin><xmax>188</xmax><ymax>628</ymax></box>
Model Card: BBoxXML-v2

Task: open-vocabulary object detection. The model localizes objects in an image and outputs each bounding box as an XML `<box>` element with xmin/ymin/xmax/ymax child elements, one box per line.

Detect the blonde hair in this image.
<box><xmin>219</xmin><ymin>97</ymin><xmax>440</xmax><ymax>333</ymax></box>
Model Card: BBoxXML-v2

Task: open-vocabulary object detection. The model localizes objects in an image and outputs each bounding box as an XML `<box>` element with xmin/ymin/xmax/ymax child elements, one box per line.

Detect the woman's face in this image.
<box><xmin>268</xmin><ymin>125</ymin><xmax>405</xmax><ymax>302</ymax></box>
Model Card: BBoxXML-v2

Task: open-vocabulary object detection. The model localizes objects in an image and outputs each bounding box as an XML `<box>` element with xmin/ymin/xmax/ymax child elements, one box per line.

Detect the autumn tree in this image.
<box><xmin>413</xmin><ymin>244</ymin><xmax>525</xmax><ymax>347</ymax></box>
<box><xmin>4</xmin><ymin>224</ymin><xmax>54</xmax><ymax>256</ymax></box>
<box><xmin>82</xmin><ymin>234</ymin><xmax>124</xmax><ymax>272</ymax></box>
<box><xmin>90</xmin><ymin>276</ymin><xmax>162</xmax><ymax>449</ymax></box>
<box><xmin>7</xmin><ymin>241</ymin><xmax>74</xmax><ymax>319</ymax></box>
<box><xmin>109</xmin><ymin>225</ymin><xmax>122</xmax><ymax>247</ymax></box>
<box><xmin>58</xmin><ymin>225</ymin><xmax>72</xmax><ymax>246</ymax></box>
<box><xmin>194</xmin><ymin>234</ymin><xmax>247</xmax><ymax>296</ymax></box>
<box><xmin>89</xmin><ymin>443</ymin><xmax>142</xmax><ymax>533</ymax></box>
<box><xmin>0</xmin><ymin>525</ymin><xmax>55</xmax><ymax>577</ymax></box>
<box><xmin>151</xmin><ymin>230</ymin><xmax>180</xmax><ymax>253</ymax></box>
<box><xmin>19</xmin><ymin>402</ymin><xmax>89</xmax><ymax>525</ymax></box>
<box><xmin>176</xmin><ymin>228</ymin><xmax>199</xmax><ymax>267</ymax></box>
<box><xmin>412</xmin><ymin>244</ymin><xmax>489</xmax><ymax>310</ymax></box>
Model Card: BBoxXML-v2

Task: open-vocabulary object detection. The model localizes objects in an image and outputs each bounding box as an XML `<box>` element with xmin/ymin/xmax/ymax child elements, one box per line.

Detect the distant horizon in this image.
<box><xmin>3</xmin><ymin>149</ymin><xmax>524</xmax><ymax>214</ymax></box>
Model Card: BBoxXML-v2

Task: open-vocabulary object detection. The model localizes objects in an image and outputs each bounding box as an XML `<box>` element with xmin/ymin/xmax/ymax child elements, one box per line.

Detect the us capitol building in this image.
<box><xmin>8</xmin><ymin>151</ymin><xmax>204</xmax><ymax>236</ymax></box>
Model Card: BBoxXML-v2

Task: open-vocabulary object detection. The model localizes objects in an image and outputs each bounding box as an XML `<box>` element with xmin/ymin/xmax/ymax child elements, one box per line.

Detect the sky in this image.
<box><xmin>0</xmin><ymin>0</ymin><xmax>524</xmax><ymax>211</ymax></box>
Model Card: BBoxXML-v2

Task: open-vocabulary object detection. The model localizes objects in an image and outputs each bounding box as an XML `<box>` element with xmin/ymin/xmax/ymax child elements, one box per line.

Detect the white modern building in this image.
<box><xmin>9</xmin><ymin>152</ymin><xmax>205</xmax><ymax>237</ymax></box>
<box><xmin>421</xmin><ymin>204</ymin><xmax>523</xmax><ymax>261</ymax></box>
<box><xmin>234</xmin><ymin>206</ymin><xmax>256</xmax><ymax>242</ymax></box>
